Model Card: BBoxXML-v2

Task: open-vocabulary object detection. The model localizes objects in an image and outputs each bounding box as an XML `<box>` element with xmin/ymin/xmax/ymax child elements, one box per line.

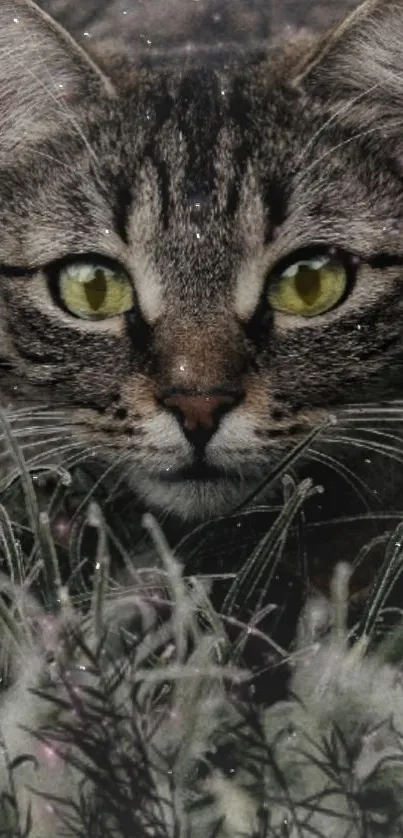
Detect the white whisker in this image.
<box><xmin>294</xmin><ymin>82</ymin><xmax>382</xmax><ymax>173</ymax></box>
<box><xmin>69</xmin><ymin>449</ymin><xmax>134</xmax><ymax>523</ymax></box>
<box><xmin>322</xmin><ymin>434</ymin><xmax>403</xmax><ymax>466</ymax></box>
<box><xmin>308</xmin><ymin>448</ymin><xmax>375</xmax><ymax>508</ymax></box>
<box><xmin>297</xmin><ymin>117</ymin><xmax>403</xmax><ymax>181</ymax></box>
<box><xmin>335</xmin><ymin>426</ymin><xmax>403</xmax><ymax>446</ymax></box>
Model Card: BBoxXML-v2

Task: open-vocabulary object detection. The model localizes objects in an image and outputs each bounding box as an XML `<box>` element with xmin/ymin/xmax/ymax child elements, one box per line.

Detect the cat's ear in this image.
<box><xmin>293</xmin><ymin>0</ymin><xmax>403</xmax><ymax>121</ymax></box>
<box><xmin>0</xmin><ymin>0</ymin><xmax>114</xmax><ymax>153</ymax></box>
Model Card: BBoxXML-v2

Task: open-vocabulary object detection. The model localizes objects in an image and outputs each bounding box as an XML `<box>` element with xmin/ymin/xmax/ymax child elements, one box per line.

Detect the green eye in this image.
<box><xmin>58</xmin><ymin>262</ymin><xmax>133</xmax><ymax>320</ymax></box>
<box><xmin>268</xmin><ymin>255</ymin><xmax>348</xmax><ymax>317</ymax></box>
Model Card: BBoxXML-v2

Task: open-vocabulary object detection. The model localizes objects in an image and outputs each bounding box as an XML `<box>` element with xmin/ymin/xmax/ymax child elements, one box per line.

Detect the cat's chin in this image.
<box><xmin>132</xmin><ymin>473</ymin><xmax>255</xmax><ymax>521</ymax></box>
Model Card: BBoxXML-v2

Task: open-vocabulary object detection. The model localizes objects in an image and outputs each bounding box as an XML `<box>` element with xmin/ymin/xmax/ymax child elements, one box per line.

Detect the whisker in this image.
<box><xmin>334</xmin><ymin>416</ymin><xmax>403</xmax><ymax>424</ymax></box>
<box><xmin>0</xmin><ymin>428</ymin><xmax>74</xmax><ymax>447</ymax></box>
<box><xmin>336</xmin><ymin>402</ymin><xmax>403</xmax><ymax>417</ymax></box>
<box><xmin>294</xmin><ymin>82</ymin><xmax>382</xmax><ymax>173</ymax></box>
<box><xmin>308</xmin><ymin>448</ymin><xmax>376</xmax><ymax>508</ymax></box>
<box><xmin>307</xmin><ymin>512</ymin><xmax>402</xmax><ymax>528</ymax></box>
<box><xmin>297</xmin><ymin>117</ymin><xmax>403</xmax><ymax>181</ymax></box>
<box><xmin>335</xmin><ymin>425</ymin><xmax>403</xmax><ymax>446</ymax></box>
<box><xmin>5</xmin><ymin>408</ymin><xmax>71</xmax><ymax>422</ymax></box>
<box><xmin>0</xmin><ymin>441</ymin><xmax>85</xmax><ymax>491</ymax></box>
<box><xmin>68</xmin><ymin>449</ymin><xmax>133</xmax><ymax>525</ymax></box>
<box><xmin>23</xmin><ymin>58</ymin><xmax>102</xmax><ymax>173</ymax></box>
<box><xmin>321</xmin><ymin>434</ymin><xmax>403</xmax><ymax>465</ymax></box>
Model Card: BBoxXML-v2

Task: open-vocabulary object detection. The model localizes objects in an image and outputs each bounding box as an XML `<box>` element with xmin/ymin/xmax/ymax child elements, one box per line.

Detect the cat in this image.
<box><xmin>1</xmin><ymin>0</ymin><xmax>403</xmax><ymax>538</ymax></box>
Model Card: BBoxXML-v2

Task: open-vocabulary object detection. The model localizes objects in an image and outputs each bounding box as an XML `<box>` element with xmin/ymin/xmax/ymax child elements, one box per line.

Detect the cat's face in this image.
<box><xmin>2</xmin><ymin>0</ymin><xmax>403</xmax><ymax>520</ymax></box>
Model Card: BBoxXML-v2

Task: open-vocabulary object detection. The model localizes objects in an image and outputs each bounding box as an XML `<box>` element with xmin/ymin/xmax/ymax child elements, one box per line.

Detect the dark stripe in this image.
<box><xmin>113</xmin><ymin>181</ymin><xmax>133</xmax><ymax>244</ymax></box>
<box><xmin>176</xmin><ymin>69</ymin><xmax>223</xmax><ymax>204</ymax></box>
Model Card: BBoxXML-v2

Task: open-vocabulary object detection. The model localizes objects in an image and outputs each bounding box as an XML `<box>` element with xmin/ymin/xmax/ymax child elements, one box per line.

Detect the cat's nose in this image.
<box><xmin>161</xmin><ymin>391</ymin><xmax>240</xmax><ymax>446</ymax></box>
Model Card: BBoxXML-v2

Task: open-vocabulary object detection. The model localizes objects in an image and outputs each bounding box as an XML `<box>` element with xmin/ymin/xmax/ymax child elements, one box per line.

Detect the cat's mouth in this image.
<box><xmin>127</xmin><ymin>458</ymin><xmax>266</xmax><ymax>520</ymax></box>
<box><xmin>159</xmin><ymin>463</ymin><xmax>236</xmax><ymax>484</ymax></box>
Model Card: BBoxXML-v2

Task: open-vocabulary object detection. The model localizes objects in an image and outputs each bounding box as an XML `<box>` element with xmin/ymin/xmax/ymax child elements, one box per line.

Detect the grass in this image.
<box><xmin>1</xmin><ymin>414</ymin><xmax>403</xmax><ymax>835</ymax></box>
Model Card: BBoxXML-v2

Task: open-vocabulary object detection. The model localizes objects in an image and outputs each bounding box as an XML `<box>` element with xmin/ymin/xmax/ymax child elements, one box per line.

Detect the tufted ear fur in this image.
<box><xmin>0</xmin><ymin>0</ymin><xmax>114</xmax><ymax>154</ymax></box>
<box><xmin>293</xmin><ymin>0</ymin><xmax>403</xmax><ymax>128</ymax></box>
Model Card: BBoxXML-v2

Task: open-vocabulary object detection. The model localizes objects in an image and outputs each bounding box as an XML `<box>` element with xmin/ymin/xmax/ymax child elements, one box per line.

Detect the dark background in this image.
<box><xmin>38</xmin><ymin>0</ymin><xmax>361</xmax><ymax>54</ymax></box>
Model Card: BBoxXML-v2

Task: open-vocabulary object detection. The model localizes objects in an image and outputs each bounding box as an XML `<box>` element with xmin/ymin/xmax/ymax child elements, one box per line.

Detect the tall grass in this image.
<box><xmin>1</xmin><ymin>413</ymin><xmax>403</xmax><ymax>836</ymax></box>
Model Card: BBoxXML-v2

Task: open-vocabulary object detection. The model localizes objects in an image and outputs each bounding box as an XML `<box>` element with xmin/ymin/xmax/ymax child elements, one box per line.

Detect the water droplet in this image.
<box><xmin>83</xmin><ymin>31</ymin><xmax>92</xmax><ymax>39</ymax></box>
<box><xmin>122</xmin><ymin>9</ymin><xmax>128</xmax><ymax>15</ymax></box>
<box><xmin>104</xmin><ymin>227</ymin><xmax>111</xmax><ymax>236</ymax></box>
<box><xmin>88</xmin><ymin>501</ymin><xmax>102</xmax><ymax>528</ymax></box>
<box><xmin>52</xmin><ymin>517</ymin><xmax>70</xmax><ymax>541</ymax></box>
<box><xmin>13</xmin><ymin>17</ymin><xmax>19</xmax><ymax>24</ymax></box>
<box><xmin>357</xmin><ymin>324</ymin><xmax>362</xmax><ymax>331</ymax></box>
<box><xmin>195</xmin><ymin>231</ymin><xmax>201</xmax><ymax>240</ymax></box>
<box><xmin>60</xmin><ymin>469</ymin><xmax>72</xmax><ymax>486</ymax></box>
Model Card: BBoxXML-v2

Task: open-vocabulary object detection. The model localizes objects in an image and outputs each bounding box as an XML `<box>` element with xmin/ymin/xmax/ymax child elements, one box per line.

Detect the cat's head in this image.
<box><xmin>2</xmin><ymin>0</ymin><xmax>403</xmax><ymax>520</ymax></box>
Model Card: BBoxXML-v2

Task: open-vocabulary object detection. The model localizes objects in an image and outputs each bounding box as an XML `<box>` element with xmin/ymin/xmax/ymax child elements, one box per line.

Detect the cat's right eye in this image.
<box><xmin>57</xmin><ymin>261</ymin><xmax>134</xmax><ymax>320</ymax></box>
<box><xmin>268</xmin><ymin>253</ymin><xmax>348</xmax><ymax>317</ymax></box>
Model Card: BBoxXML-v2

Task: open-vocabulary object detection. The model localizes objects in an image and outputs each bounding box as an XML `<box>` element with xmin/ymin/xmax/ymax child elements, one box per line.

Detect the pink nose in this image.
<box><xmin>162</xmin><ymin>392</ymin><xmax>237</xmax><ymax>432</ymax></box>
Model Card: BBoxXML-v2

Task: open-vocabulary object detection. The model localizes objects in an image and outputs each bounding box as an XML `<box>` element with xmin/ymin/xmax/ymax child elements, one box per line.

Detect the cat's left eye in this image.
<box><xmin>58</xmin><ymin>262</ymin><xmax>134</xmax><ymax>320</ymax></box>
<box><xmin>268</xmin><ymin>254</ymin><xmax>348</xmax><ymax>317</ymax></box>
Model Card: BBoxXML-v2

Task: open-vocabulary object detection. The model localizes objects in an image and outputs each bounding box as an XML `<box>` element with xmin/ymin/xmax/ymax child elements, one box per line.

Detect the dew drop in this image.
<box><xmin>52</xmin><ymin>517</ymin><xmax>70</xmax><ymax>542</ymax></box>
<box><xmin>60</xmin><ymin>469</ymin><xmax>72</xmax><ymax>486</ymax></box>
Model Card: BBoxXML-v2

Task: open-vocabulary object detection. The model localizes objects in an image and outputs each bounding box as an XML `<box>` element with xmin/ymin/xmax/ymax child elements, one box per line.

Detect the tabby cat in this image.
<box><xmin>1</xmin><ymin>0</ymin><xmax>403</xmax><ymax>527</ymax></box>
